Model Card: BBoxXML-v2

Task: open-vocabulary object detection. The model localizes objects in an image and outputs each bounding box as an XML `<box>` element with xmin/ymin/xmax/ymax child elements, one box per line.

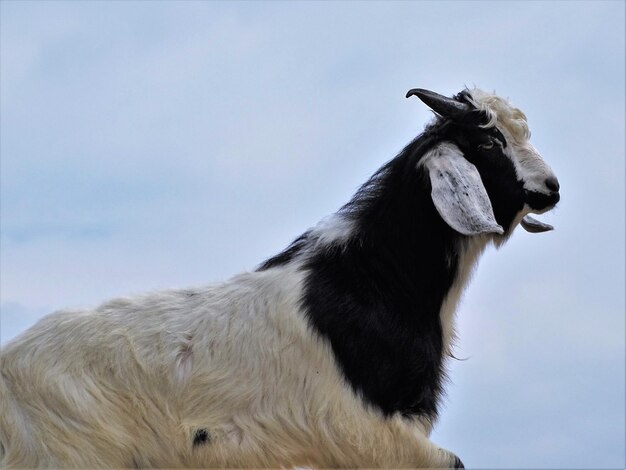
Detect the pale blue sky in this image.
<box><xmin>1</xmin><ymin>1</ymin><xmax>624</xmax><ymax>468</ymax></box>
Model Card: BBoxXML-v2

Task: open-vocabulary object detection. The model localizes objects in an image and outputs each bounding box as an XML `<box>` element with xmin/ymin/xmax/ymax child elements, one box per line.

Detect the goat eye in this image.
<box><xmin>478</xmin><ymin>141</ymin><xmax>494</xmax><ymax>150</ymax></box>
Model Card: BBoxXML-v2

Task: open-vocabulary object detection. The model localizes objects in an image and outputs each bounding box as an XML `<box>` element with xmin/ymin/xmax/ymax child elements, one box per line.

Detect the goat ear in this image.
<box><xmin>424</xmin><ymin>144</ymin><xmax>504</xmax><ymax>236</ymax></box>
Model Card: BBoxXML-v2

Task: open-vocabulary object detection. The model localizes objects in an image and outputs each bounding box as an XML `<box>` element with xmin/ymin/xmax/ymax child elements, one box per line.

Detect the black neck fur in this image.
<box><xmin>258</xmin><ymin>117</ymin><xmax>523</xmax><ymax>420</ymax></box>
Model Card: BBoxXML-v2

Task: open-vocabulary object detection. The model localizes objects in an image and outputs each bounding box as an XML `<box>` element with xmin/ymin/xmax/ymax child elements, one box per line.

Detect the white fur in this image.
<box><xmin>439</xmin><ymin>235</ymin><xmax>490</xmax><ymax>359</ymax></box>
<box><xmin>0</xmin><ymin>266</ymin><xmax>458</xmax><ymax>468</ymax></box>
<box><xmin>309</xmin><ymin>213</ymin><xmax>356</xmax><ymax>249</ymax></box>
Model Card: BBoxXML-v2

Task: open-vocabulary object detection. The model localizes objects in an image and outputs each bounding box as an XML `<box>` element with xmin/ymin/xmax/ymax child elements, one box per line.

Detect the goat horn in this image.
<box><xmin>406</xmin><ymin>88</ymin><xmax>471</xmax><ymax>118</ymax></box>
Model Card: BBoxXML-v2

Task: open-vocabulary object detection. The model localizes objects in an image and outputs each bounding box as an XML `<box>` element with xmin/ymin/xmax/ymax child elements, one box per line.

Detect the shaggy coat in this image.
<box><xmin>0</xmin><ymin>87</ymin><xmax>560</xmax><ymax>468</ymax></box>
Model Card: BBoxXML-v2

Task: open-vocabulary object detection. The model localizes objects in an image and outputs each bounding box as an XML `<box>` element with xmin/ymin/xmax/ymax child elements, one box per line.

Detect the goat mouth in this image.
<box><xmin>521</xmin><ymin>190</ymin><xmax>559</xmax><ymax>233</ymax></box>
<box><xmin>524</xmin><ymin>190</ymin><xmax>560</xmax><ymax>212</ymax></box>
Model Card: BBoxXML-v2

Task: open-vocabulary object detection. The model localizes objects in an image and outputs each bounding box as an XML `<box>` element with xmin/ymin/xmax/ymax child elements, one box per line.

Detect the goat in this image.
<box><xmin>0</xmin><ymin>87</ymin><xmax>560</xmax><ymax>468</ymax></box>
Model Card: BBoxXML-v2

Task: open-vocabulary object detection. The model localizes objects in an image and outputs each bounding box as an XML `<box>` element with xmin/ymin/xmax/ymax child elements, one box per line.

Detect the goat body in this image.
<box><xmin>0</xmin><ymin>87</ymin><xmax>560</xmax><ymax>468</ymax></box>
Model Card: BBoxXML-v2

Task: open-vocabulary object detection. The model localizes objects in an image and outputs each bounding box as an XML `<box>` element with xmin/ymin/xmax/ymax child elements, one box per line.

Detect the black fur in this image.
<box><xmin>525</xmin><ymin>189</ymin><xmax>560</xmax><ymax>211</ymax></box>
<box><xmin>258</xmin><ymin>100</ymin><xmax>528</xmax><ymax>420</ymax></box>
<box><xmin>192</xmin><ymin>428</ymin><xmax>210</xmax><ymax>447</ymax></box>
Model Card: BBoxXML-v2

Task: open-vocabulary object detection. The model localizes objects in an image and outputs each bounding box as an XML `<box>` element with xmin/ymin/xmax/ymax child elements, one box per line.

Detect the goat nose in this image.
<box><xmin>545</xmin><ymin>176</ymin><xmax>560</xmax><ymax>193</ymax></box>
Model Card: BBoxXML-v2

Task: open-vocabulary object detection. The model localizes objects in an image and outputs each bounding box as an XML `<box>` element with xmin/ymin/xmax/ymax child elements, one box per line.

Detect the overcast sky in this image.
<box><xmin>1</xmin><ymin>1</ymin><xmax>624</xmax><ymax>468</ymax></box>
